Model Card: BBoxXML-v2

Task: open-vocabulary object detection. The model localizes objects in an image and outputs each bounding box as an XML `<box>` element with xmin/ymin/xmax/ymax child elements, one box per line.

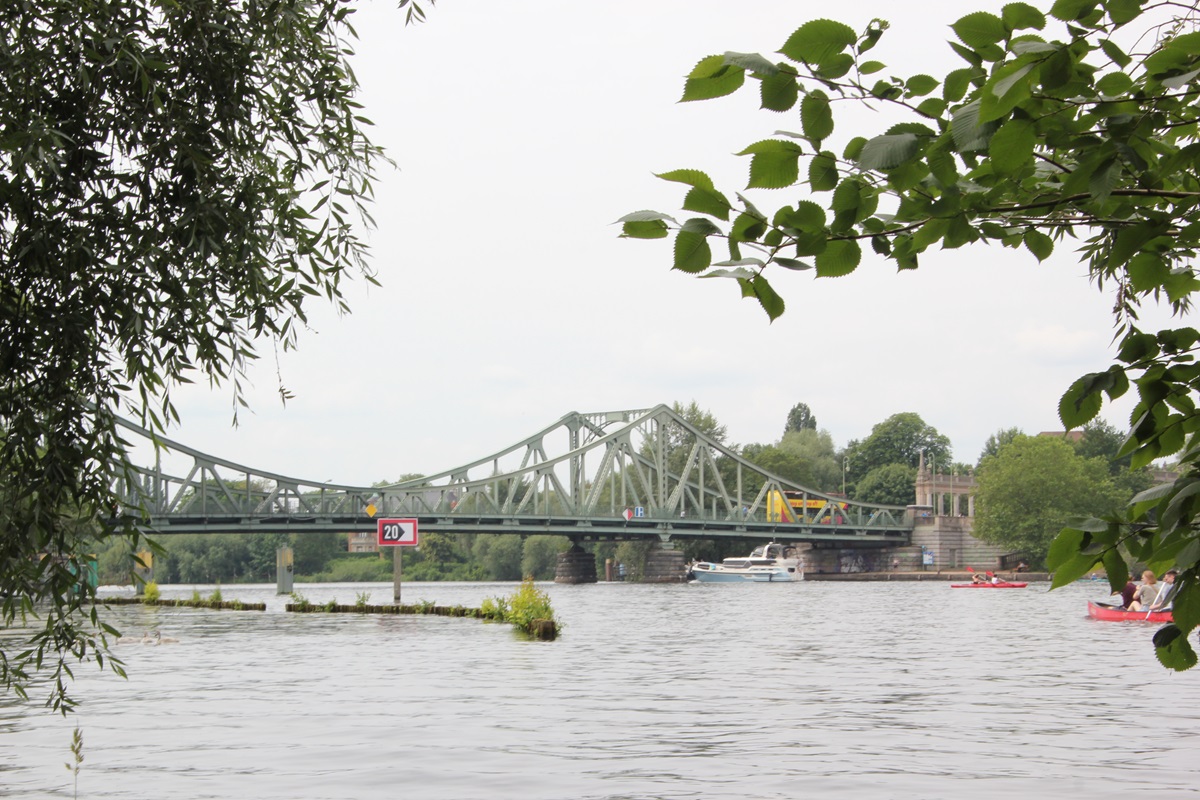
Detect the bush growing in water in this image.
<box><xmin>485</xmin><ymin>578</ymin><xmax>557</xmax><ymax>638</ymax></box>
<box><xmin>142</xmin><ymin>581</ymin><xmax>161</xmax><ymax>603</ymax></box>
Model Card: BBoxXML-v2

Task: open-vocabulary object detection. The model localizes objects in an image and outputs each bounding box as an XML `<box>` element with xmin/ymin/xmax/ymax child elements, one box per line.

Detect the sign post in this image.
<box><xmin>378</xmin><ymin>518</ymin><xmax>419</xmax><ymax>603</ymax></box>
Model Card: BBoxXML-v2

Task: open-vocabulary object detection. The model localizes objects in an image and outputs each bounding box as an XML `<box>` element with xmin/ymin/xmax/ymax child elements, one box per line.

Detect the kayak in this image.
<box><xmin>1087</xmin><ymin>600</ymin><xmax>1173</xmax><ymax>623</ymax></box>
<box><xmin>950</xmin><ymin>582</ymin><xmax>1027</xmax><ymax>588</ymax></box>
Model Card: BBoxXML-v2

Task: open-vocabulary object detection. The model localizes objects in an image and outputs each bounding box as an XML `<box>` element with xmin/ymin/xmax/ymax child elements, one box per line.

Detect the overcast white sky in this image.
<box><xmin>153</xmin><ymin>0</ymin><xmax>1182</xmax><ymax>485</ymax></box>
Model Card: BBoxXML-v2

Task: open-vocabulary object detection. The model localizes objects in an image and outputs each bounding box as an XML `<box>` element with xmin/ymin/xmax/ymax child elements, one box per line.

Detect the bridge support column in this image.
<box><xmin>554</xmin><ymin>544</ymin><xmax>597</xmax><ymax>584</ymax></box>
<box><xmin>276</xmin><ymin>546</ymin><xmax>294</xmax><ymax>595</ymax></box>
<box><xmin>643</xmin><ymin>540</ymin><xmax>688</xmax><ymax>583</ymax></box>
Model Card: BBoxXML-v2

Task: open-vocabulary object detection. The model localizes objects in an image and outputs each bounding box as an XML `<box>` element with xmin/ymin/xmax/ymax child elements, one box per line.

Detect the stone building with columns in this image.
<box><xmin>904</xmin><ymin>450</ymin><xmax>1009</xmax><ymax>571</ymax></box>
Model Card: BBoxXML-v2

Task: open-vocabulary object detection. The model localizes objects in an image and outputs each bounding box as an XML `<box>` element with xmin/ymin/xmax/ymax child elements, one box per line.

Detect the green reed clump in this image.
<box><xmin>142</xmin><ymin>581</ymin><xmax>160</xmax><ymax>603</ymax></box>
<box><xmin>480</xmin><ymin>596</ymin><xmax>508</xmax><ymax>621</ymax></box>
<box><xmin>290</xmin><ymin>591</ymin><xmax>311</xmax><ymax>612</ymax></box>
<box><xmin>355</xmin><ymin>591</ymin><xmax>372</xmax><ymax>610</ymax></box>
<box><xmin>487</xmin><ymin>578</ymin><xmax>558</xmax><ymax>639</ymax></box>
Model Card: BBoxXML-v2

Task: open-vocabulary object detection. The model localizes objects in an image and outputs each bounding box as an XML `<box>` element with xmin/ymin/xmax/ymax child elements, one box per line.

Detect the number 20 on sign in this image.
<box><xmin>377</xmin><ymin>518</ymin><xmax>419</xmax><ymax>547</ymax></box>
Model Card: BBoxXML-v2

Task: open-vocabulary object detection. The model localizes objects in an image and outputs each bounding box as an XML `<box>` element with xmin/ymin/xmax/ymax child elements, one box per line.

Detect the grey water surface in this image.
<box><xmin>1</xmin><ymin>579</ymin><xmax>1196</xmax><ymax>799</ymax></box>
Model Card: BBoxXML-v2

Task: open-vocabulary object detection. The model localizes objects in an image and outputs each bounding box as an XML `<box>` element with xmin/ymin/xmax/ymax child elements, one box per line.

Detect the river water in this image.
<box><xmin>1</xmin><ymin>579</ymin><xmax>1197</xmax><ymax>799</ymax></box>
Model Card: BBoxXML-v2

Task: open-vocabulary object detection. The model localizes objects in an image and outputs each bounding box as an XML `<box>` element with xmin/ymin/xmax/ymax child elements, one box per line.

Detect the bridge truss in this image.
<box><xmin>112</xmin><ymin>405</ymin><xmax>913</xmax><ymax>547</ymax></box>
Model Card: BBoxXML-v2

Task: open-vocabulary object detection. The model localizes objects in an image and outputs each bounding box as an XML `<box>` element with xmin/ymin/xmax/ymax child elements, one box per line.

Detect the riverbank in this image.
<box><xmin>805</xmin><ymin>570</ymin><xmax>1051</xmax><ymax>582</ymax></box>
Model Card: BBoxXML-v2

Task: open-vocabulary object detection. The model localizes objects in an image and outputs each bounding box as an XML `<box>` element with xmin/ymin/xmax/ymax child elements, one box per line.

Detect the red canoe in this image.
<box><xmin>1087</xmin><ymin>600</ymin><xmax>1173</xmax><ymax>623</ymax></box>
<box><xmin>950</xmin><ymin>582</ymin><xmax>1027</xmax><ymax>588</ymax></box>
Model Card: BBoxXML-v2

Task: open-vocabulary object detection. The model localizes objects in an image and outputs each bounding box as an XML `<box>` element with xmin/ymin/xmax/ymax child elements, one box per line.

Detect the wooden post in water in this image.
<box><xmin>393</xmin><ymin>548</ymin><xmax>403</xmax><ymax>604</ymax></box>
<box><xmin>276</xmin><ymin>546</ymin><xmax>294</xmax><ymax>595</ymax></box>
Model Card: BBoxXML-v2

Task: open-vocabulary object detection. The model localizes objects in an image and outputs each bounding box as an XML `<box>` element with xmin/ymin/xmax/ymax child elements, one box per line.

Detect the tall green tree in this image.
<box><xmin>1</xmin><ymin>0</ymin><xmax>383</xmax><ymax>709</ymax></box>
<box><xmin>779</xmin><ymin>428</ymin><xmax>842</xmax><ymax>492</ymax></box>
<box><xmin>978</xmin><ymin>427</ymin><xmax>1024</xmax><ymax>464</ymax></box>
<box><xmin>784</xmin><ymin>402</ymin><xmax>818</xmax><ymax>435</ymax></box>
<box><xmin>620</xmin><ymin>0</ymin><xmax>1200</xmax><ymax>668</ymax></box>
<box><xmin>844</xmin><ymin>412</ymin><xmax>951</xmax><ymax>482</ymax></box>
<box><xmin>974</xmin><ymin>436</ymin><xmax>1125</xmax><ymax>565</ymax></box>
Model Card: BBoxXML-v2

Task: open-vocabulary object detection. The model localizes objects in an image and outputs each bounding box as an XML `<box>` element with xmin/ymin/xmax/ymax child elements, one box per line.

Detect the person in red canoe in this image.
<box><xmin>971</xmin><ymin>573</ymin><xmax>987</xmax><ymax>584</ymax></box>
<box><xmin>1149</xmin><ymin>570</ymin><xmax>1178</xmax><ymax>612</ymax></box>
<box><xmin>1111</xmin><ymin>578</ymin><xmax>1137</xmax><ymax>610</ymax></box>
<box><xmin>1127</xmin><ymin>570</ymin><xmax>1160</xmax><ymax>612</ymax></box>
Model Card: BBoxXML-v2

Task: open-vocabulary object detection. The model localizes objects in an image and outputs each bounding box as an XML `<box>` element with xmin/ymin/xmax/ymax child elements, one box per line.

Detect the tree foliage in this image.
<box><xmin>623</xmin><ymin>0</ymin><xmax>1200</xmax><ymax>670</ymax></box>
<box><xmin>845</xmin><ymin>412</ymin><xmax>951</xmax><ymax>481</ymax></box>
<box><xmin>1</xmin><ymin>0</ymin><xmax>382</xmax><ymax>710</ymax></box>
<box><xmin>784</xmin><ymin>402</ymin><xmax>818</xmax><ymax>434</ymax></box>
<box><xmin>974</xmin><ymin>435</ymin><xmax>1124</xmax><ymax>564</ymax></box>
<box><xmin>978</xmin><ymin>426</ymin><xmax>1025</xmax><ymax>464</ymax></box>
<box><xmin>854</xmin><ymin>462</ymin><xmax>916</xmax><ymax>506</ymax></box>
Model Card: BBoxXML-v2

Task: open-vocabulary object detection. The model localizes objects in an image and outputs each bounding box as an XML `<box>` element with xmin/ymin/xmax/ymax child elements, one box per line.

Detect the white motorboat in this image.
<box><xmin>688</xmin><ymin>542</ymin><xmax>804</xmax><ymax>583</ymax></box>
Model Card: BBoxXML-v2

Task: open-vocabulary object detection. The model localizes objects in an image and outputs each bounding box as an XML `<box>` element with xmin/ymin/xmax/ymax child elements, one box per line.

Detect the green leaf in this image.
<box><xmin>779</xmin><ymin>19</ymin><xmax>858</xmax><ymax>64</ymax></box>
<box><xmin>917</xmin><ymin>97</ymin><xmax>948</xmax><ymax>118</ymax></box>
<box><xmin>773</xmin><ymin>257</ymin><xmax>814</xmax><ymax>271</ymax></box>
<box><xmin>1049</xmin><ymin>0</ymin><xmax>1096</xmax><ymax>22</ymax></box>
<box><xmin>792</xmin><ymin>200</ymin><xmax>827</xmax><ymax>230</ymax></box>
<box><xmin>618</xmin><ymin>210</ymin><xmax>675</xmax><ymax>238</ymax></box>
<box><xmin>681</xmin><ymin>56</ymin><xmax>746</xmax><ymax>102</ymax></box>
<box><xmin>760</xmin><ymin>71</ymin><xmax>799</xmax><ymax>111</ymax></box>
<box><xmin>816</xmin><ymin>54</ymin><xmax>855</xmax><ymax>79</ymax></box>
<box><xmin>1002</xmin><ymin>3</ymin><xmax>1047</xmax><ymax>30</ymax></box>
<box><xmin>723</xmin><ymin>51</ymin><xmax>779</xmax><ymax>76</ymax></box>
<box><xmin>622</xmin><ymin>220</ymin><xmax>669</xmax><ymax>239</ymax></box>
<box><xmin>801</xmin><ymin>91</ymin><xmax>834</xmax><ymax>144</ymax></box>
<box><xmin>988</xmin><ymin>118</ymin><xmax>1035</xmax><ymax>175</ymax></box>
<box><xmin>702</xmin><ymin>267</ymin><xmax>759</xmax><ymax>281</ymax></box>
<box><xmin>943</xmin><ymin>68</ymin><xmax>976</xmax><ymax>102</ymax></box>
<box><xmin>673</xmin><ymin>226</ymin><xmax>713</xmax><ymax>273</ymax></box>
<box><xmin>809</xmin><ymin>150</ymin><xmax>839</xmax><ymax>191</ymax></box>
<box><xmin>1046</xmin><ymin>527</ymin><xmax>1086</xmax><ymax>571</ymax></box>
<box><xmin>655</xmin><ymin>170</ymin><xmax>715</xmax><ymax>190</ymax></box>
<box><xmin>1154</xmin><ymin>625</ymin><xmax>1198</xmax><ymax>671</ymax></box>
<box><xmin>1101</xmin><ymin>39</ymin><xmax>1131</xmax><ymax>68</ymax></box>
<box><xmin>1059</xmin><ymin>375</ymin><xmax>1104</xmax><ymax>428</ymax></box>
<box><xmin>737</xmin><ymin>140</ymin><xmax>804</xmax><ymax>188</ymax></box>
<box><xmin>1011</xmin><ymin>40</ymin><xmax>1058</xmax><ymax>55</ymax></box>
<box><xmin>905</xmin><ymin>74</ymin><xmax>940</xmax><ymax>97</ymax></box>
<box><xmin>750</xmin><ymin>274</ymin><xmax>786</xmax><ymax>320</ymax></box>
<box><xmin>980</xmin><ymin>61</ymin><xmax>1035</xmax><ymax>121</ymax></box>
<box><xmin>1161</xmin><ymin>67</ymin><xmax>1200</xmax><ymax>90</ymax></box>
<box><xmin>814</xmin><ymin>239</ymin><xmax>862</xmax><ymax>277</ymax></box>
<box><xmin>857</xmin><ymin>133</ymin><xmax>921</xmax><ymax>170</ymax></box>
<box><xmin>951</xmin><ymin>100</ymin><xmax>999</xmax><ymax>152</ymax></box>
<box><xmin>730</xmin><ymin>211</ymin><xmax>767</xmax><ymax>243</ymax></box>
<box><xmin>1023</xmin><ymin>229</ymin><xmax>1054</xmax><ymax>261</ymax></box>
<box><xmin>1088</xmin><ymin>157</ymin><xmax>1122</xmax><ymax>204</ymax></box>
<box><xmin>859</xmin><ymin>60</ymin><xmax>886</xmax><ymax>74</ymax></box>
<box><xmin>1105</xmin><ymin>0</ymin><xmax>1144</xmax><ymax>25</ymax></box>
<box><xmin>953</xmin><ymin>12</ymin><xmax>1008</xmax><ymax>48</ymax></box>
<box><xmin>682</xmin><ymin>187</ymin><xmax>733</xmax><ymax>221</ymax></box>
<box><xmin>1128</xmin><ymin>252</ymin><xmax>1169</xmax><ymax>292</ymax></box>
<box><xmin>1095</xmin><ymin>71</ymin><xmax>1134</xmax><ymax>96</ymax></box>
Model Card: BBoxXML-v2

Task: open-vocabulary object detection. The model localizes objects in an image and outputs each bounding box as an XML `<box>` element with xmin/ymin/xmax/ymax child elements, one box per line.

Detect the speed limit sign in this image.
<box><xmin>377</xmin><ymin>518</ymin><xmax>419</xmax><ymax>547</ymax></box>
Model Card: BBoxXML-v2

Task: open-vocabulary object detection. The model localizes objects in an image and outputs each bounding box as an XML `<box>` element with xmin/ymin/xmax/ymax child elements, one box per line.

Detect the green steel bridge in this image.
<box><xmin>112</xmin><ymin>404</ymin><xmax>915</xmax><ymax>549</ymax></box>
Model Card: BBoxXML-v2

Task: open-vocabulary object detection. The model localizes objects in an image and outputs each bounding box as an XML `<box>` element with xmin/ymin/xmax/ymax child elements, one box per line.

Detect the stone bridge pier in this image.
<box><xmin>554</xmin><ymin>539</ymin><xmax>688</xmax><ymax>584</ymax></box>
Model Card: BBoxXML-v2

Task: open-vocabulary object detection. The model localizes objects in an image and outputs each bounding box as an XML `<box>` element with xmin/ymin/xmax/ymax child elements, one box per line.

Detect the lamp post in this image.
<box><xmin>842</xmin><ymin>456</ymin><xmax>849</xmax><ymax>496</ymax></box>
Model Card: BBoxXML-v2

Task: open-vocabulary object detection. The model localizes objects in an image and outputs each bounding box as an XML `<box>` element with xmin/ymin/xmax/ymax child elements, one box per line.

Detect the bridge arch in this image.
<box><xmin>111</xmin><ymin>405</ymin><xmax>914</xmax><ymax>549</ymax></box>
